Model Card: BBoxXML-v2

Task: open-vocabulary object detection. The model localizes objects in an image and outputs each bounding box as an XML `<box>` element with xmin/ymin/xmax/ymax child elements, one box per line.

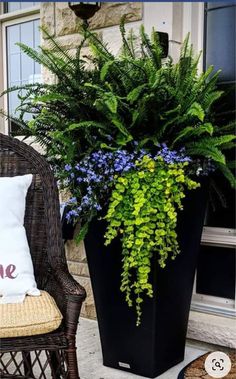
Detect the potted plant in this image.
<box><xmin>1</xmin><ymin>20</ymin><xmax>235</xmax><ymax>378</ymax></box>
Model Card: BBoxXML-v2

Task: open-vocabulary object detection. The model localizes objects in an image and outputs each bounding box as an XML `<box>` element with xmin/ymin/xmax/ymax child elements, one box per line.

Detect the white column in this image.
<box><xmin>143</xmin><ymin>2</ymin><xmax>173</xmax><ymax>36</ymax></box>
<box><xmin>182</xmin><ymin>2</ymin><xmax>205</xmax><ymax>70</ymax></box>
<box><xmin>143</xmin><ymin>2</ymin><xmax>185</xmax><ymax>62</ymax></box>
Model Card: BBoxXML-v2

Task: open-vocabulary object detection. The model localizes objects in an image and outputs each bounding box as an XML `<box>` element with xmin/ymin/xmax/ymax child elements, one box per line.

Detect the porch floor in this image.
<box><xmin>77</xmin><ymin>318</ymin><xmax>208</xmax><ymax>379</ymax></box>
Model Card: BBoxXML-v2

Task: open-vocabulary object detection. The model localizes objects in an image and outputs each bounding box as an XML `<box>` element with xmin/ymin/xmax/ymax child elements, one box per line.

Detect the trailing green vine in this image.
<box><xmin>104</xmin><ymin>155</ymin><xmax>199</xmax><ymax>325</ymax></box>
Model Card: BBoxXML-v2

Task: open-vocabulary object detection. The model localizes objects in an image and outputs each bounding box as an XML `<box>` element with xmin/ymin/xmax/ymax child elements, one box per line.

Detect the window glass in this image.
<box><xmin>5</xmin><ymin>2</ymin><xmax>36</xmax><ymax>13</ymax></box>
<box><xmin>6</xmin><ymin>19</ymin><xmax>41</xmax><ymax>133</ymax></box>
<box><xmin>205</xmin><ymin>176</ymin><xmax>236</xmax><ymax>229</ymax></box>
<box><xmin>196</xmin><ymin>245</ymin><xmax>235</xmax><ymax>300</ymax></box>
<box><xmin>21</xmin><ymin>2</ymin><xmax>36</xmax><ymax>10</ymax></box>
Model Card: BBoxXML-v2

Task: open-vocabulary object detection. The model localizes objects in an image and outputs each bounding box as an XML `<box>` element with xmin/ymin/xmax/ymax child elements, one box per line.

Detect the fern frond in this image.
<box><xmin>100</xmin><ymin>60</ymin><xmax>115</xmax><ymax>81</ymax></box>
<box><xmin>215</xmin><ymin>121</ymin><xmax>235</xmax><ymax>134</ymax></box>
<box><xmin>203</xmin><ymin>135</ymin><xmax>236</xmax><ymax>147</ymax></box>
<box><xmin>202</xmin><ymin>90</ymin><xmax>224</xmax><ymax>110</ymax></box>
<box><xmin>186</xmin><ymin>144</ymin><xmax>226</xmax><ymax>164</ymax></box>
<box><xmin>216</xmin><ymin>163</ymin><xmax>236</xmax><ymax>188</ymax></box>
<box><xmin>40</xmin><ymin>26</ymin><xmax>75</xmax><ymax>64</ymax></box>
<box><xmin>16</xmin><ymin>43</ymin><xmax>60</xmax><ymax>76</ymax></box>
<box><xmin>187</xmin><ymin>102</ymin><xmax>205</xmax><ymax>122</ymax></box>
<box><xmin>140</xmin><ymin>25</ymin><xmax>162</xmax><ymax>69</ymax></box>
<box><xmin>172</xmin><ymin>123</ymin><xmax>214</xmax><ymax>146</ymax></box>
<box><xmin>33</xmin><ymin>93</ymin><xmax>73</xmax><ymax>104</ymax></box>
<box><xmin>67</xmin><ymin>121</ymin><xmax>108</xmax><ymax>132</ymax></box>
<box><xmin>150</xmin><ymin>27</ymin><xmax>162</xmax><ymax>68</ymax></box>
<box><xmin>220</xmin><ymin>142</ymin><xmax>235</xmax><ymax>151</ymax></box>
<box><xmin>120</xmin><ymin>15</ymin><xmax>135</xmax><ymax>58</ymax></box>
<box><xmin>127</xmin><ymin>84</ymin><xmax>147</xmax><ymax>104</ymax></box>
<box><xmin>4</xmin><ymin>22</ymin><xmax>235</xmax><ymax>190</ymax></box>
<box><xmin>1</xmin><ymin>83</ymin><xmax>48</xmax><ymax>97</ymax></box>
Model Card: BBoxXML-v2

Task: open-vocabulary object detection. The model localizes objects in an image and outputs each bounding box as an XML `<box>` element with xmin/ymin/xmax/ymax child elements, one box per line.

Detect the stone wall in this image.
<box><xmin>65</xmin><ymin>239</ymin><xmax>96</xmax><ymax>319</ymax></box>
<box><xmin>41</xmin><ymin>2</ymin><xmax>143</xmax><ymax>50</ymax></box>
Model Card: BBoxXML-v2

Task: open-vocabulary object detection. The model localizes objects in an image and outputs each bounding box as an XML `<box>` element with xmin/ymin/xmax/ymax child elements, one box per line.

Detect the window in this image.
<box><xmin>192</xmin><ymin>228</ymin><xmax>236</xmax><ymax>318</ymax></box>
<box><xmin>0</xmin><ymin>2</ymin><xmax>40</xmax><ymax>135</ymax></box>
<box><xmin>4</xmin><ymin>2</ymin><xmax>37</xmax><ymax>14</ymax></box>
<box><xmin>6</xmin><ymin>18</ymin><xmax>41</xmax><ymax>133</ymax></box>
<box><xmin>191</xmin><ymin>2</ymin><xmax>236</xmax><ymax>319</ymax></box>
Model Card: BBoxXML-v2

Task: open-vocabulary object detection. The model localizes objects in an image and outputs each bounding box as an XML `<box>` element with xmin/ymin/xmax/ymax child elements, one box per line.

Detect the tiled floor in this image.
<box><xmin>77</xmin><ymin>318</ymin><xmax>208</xmax><ymax>379</ymax></box>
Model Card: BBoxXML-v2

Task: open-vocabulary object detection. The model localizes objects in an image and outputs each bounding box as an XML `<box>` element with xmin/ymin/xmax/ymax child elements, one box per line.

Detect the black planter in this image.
<box><xmin>84</xmin><ymin>183</ymin><xmax>208</xmax><ymax>378</ymax></box>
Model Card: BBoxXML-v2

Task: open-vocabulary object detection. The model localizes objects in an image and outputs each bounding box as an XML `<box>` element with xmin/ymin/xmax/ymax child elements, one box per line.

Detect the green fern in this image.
<box><xmin>186</xmin><ymin>102</ymin><xmax>205</xmax><ymax>122</ymax></box>
<box><xmin>186</xmin><ymin>144</ymin><xmax>226</xmax><ymax>164</ymax></box>
<box><xmin>216</xmin><ymin>163</ymin><xmax>236</xmax><ymax>188</ymax></box>
<box><xmin>172</xmin><ymin>123</ymin><xmax>214</xmax><ymax>146</ymax></box>
<box><xmin>0</xmin><ymin>21</ymin><xmax>234</xmax><ymax>189</ymax></box>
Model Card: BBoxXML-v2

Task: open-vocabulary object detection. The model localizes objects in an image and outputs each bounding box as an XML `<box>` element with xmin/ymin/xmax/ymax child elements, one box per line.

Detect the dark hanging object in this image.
<box><xmin>156</xmin><ymin>31</ymin><xmax>169</xmax><ymax>58</ymax></box>
<box><xmin>68</xmin><ymin>2</ymin><xmax>101</xmax><ymax>21</ymax></box>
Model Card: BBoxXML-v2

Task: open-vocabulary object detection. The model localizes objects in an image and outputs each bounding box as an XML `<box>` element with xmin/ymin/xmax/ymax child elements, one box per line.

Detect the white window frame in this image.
<box><xmin>182</xmin><ymin>2</ymin><xmax>236</xmax><ymax>319</ymax></box>
<box><xmin>0</xmin><ymin>3</ymin><xmax>40</xmax><ymax>134</ymax></box>
<box><xmin>192</xmin><ymin>227</ymin><xmax>236</xmax><ymax>318</ymax></box>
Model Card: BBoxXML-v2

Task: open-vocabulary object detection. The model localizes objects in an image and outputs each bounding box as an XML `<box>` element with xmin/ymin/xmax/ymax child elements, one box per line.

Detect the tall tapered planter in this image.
<box><xmin>84</xmin><ymin>183</ymin><xmax>208</xmax><ymax>378</ymax></box>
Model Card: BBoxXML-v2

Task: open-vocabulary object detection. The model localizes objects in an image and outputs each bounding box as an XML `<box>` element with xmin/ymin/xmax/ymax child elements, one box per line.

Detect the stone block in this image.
<box><xmin>73</xmin><ymin>275</ymin><xmax>96</xmax><ymax>319</ymax></box>
<box><xmin>59</xmin><ymin>188</ymin><xmax>72</xmax><ymax>203</ymax></box>
<box><xmin>68</xmin><ymin>261</ymin><xmax>90</xmax><ymax>277</ymax></box>
<box><xmin>188</xmin><ymin>311</ymin><xmax>236</xmax><ymax>349</ymax></box>
<box><xmin>55</xmin><ymin>2</ymin><xmax>82</xmax><ymax>37</ymax></box>
<box><xmin>90</xmin><ymin>2</ymin><xmax>143</xmax><ymax>30</ymax></box>
<box><xmin>66</xmin><ymin>240</ymin><xmax>87</xmax><ymax>263</ymax></box>
<box><xmin>43</xmin><ymin>33</ymin><xmax>84</xmax><ymax>51</ymax></box>
<box><xmin>41</xmin><ymin>66</ymin><xmax>56</xmax><ymax>85</ymax></box>
<box><xmin>54</xmin><ymin>34</ymin><xmax>83</xmax><ymax>50</ymax></box>
<box><xmin>41</xmin><ymin>2</ymin><xmax>55</xmax><ymax>36</ymax></box>
<box><xmin>54</xmin><ymin>2</ymin><xmax>142</xmax><ymax>37</ymax></box>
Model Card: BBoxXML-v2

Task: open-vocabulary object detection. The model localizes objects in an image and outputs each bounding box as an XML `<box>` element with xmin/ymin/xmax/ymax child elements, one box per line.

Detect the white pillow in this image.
<box><xmin>0</xmin><ymin>174</ymin><xmax>40</xmax><ymax>303</ymax></box>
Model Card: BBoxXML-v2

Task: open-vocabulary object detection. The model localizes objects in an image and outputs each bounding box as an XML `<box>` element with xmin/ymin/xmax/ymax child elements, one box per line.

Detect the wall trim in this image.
<box><xmin>188</xmin><ymin>310</ymin><xmax>236</xmax><ymax>349</ymax></box>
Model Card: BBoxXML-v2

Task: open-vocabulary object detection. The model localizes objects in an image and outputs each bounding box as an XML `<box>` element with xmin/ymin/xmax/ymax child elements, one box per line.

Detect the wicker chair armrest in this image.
<box><xmin>53</xmin><ymin>267</ymin><xmax>87</xmax><ymax>338</ymax></box>
<box><xmin>45</xmin><ymin>265</ymin><xmax>86</xmax><ymax>335</ymax></box>
<box><xmin>53</xmin><ymin>266</ymin><xmax>86</xmax><ymax>300</ymax></box>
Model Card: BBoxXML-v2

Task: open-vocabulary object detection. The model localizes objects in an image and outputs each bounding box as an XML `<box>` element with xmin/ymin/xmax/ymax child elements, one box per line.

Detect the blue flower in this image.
<box><xmin>65</xmin><ymin>164</ymin><xmax>72</xmax><ymax>171</ymax></box>
<box><xmin>66</xmin><ymin>209</ymin><xmax>78</xmax><ymax>221</ymax></box>
<box><xmin>155</xmin><ymin>144</ymin><xmax>191</xmax><ymax>164</ymax></box>
<box><xmin>94</xmin><ymin>203</ymin><xmax>102</xmax><ymax>211</ymax></box>
<box><xmin>68</xmin><ymin>197</ymin><xmax>77</xmax><ymax>204</ymax></box>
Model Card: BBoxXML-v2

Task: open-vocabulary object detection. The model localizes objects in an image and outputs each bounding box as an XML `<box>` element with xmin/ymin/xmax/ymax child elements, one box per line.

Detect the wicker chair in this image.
<box><xmin>0</xmin><ymin>133</ymin><xmax>86</xmax><ymax>379</ymax></box>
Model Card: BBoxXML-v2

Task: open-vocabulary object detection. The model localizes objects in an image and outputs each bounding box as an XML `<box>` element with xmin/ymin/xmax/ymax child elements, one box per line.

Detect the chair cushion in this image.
<box><xmin>0</xmin><ymin>291</ymin><xmax>62</xmax><ymax>338</ymax></box>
